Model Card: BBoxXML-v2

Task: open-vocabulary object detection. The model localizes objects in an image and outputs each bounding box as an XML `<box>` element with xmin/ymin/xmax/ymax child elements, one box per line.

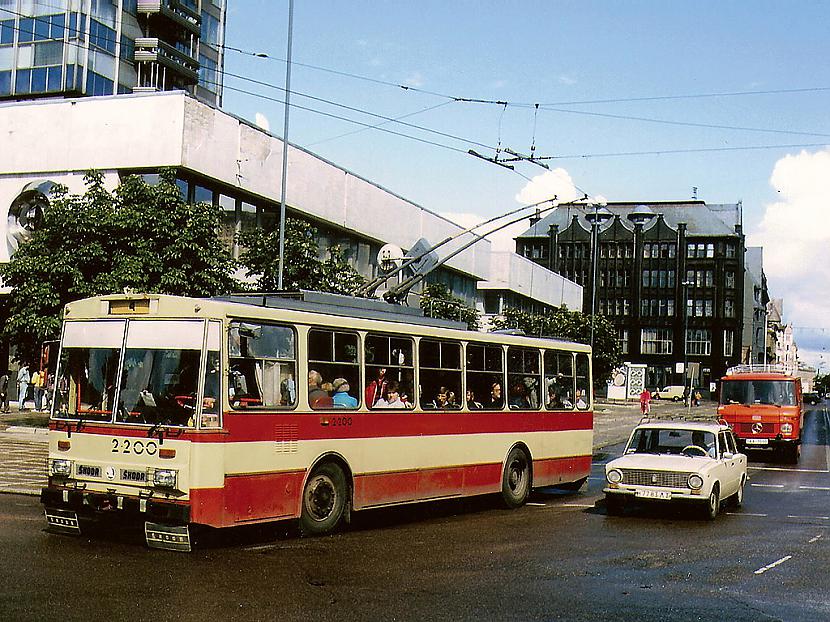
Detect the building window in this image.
<box><xmin>616</xmin><ymin>329</ymin><xmax>629</xmax><ymax>354</ymax></box>
<box><xmin>686</xmin><ymin>329</ymin><xmax>712</xmax><ymax>356</ymax></box>
<box><xmin>724</xmin><ymin>330</ymin><xmax>734</xmax><ymax>357</ymax></box>
<box><xmin>725</xmin><ymin>299</ymin><xmax>735</xmax><ymax>318</ymax></box>
<box><xmin>641</xmin><ymin>328</ymin><xmax>673</xmax><ymax>355</ymax></box>
<box><xmin>726</xmin><ymin>242</ymin><xmax>736</xmax><ymax>258</ymax></box>
<box><xmin>726</xmin><ymin>271</ymin><xmax>735</xmax><ymax>289</ymax></box>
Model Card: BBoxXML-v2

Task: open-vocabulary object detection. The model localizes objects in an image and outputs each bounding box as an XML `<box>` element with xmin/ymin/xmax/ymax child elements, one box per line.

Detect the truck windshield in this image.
<box><xmin>720</xmin><ymin>380</ymin><xmax>796</xmax><ymax>406</ymax></box>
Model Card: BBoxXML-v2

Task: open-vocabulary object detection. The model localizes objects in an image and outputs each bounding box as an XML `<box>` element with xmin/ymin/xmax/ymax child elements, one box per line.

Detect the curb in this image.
<box><xmin>0</xmin><ymin>488</ymin><xmax>41</xmax><ymax>497</ymax></box>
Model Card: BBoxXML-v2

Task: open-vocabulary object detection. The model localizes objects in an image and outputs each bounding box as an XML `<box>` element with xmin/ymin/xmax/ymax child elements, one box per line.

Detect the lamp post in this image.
<box><xmin>682</xmin><ymin>279</ymin><xmax>694</xmax><ymax>407</ymax></box>
<box><xmin>585</xmin><ymin>200</ymin><xmax>612</xmax><ymax>349</ymax></box>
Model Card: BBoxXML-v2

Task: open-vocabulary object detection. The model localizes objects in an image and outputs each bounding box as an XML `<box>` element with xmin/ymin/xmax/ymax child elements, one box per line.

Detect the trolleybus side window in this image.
<box><xmin>419</xmin><ymin>339</ymin><xmax>462</xmax><ymax>410</ymax></box>
<box><xmin>507</xmin><ymin>346</ymin><xmax>541</xmax><ymax>410</ymax></box>
<box><xmin>575</xmin><ymin>353</ymin><xmax>591</xmax><ymax>410</ymax></box>
<box><xmin>544</xmin><ymin>351</ymin><xmax>575</xmax><ymax>410</ymax></box>
<box><xmin>466</xmin><ymin>343</ymin><xmax>504</xmax><ymax>410</ymax></box>
<box><xmin>364</xmin><ymin>333</ymin><xmax>415</xmax><ymax>409</ymax></box>
<box><xmin>54</xmin><ymin>320</ymin><xmax>126</xmax><ymax>421</ymax></box>
<box><xmin>200</xmin><ymin>321</ymin><xmax>222</xmax><ymax>428</ymax></box>
<box><xmin>228</xmin><ymin>321</ymin><xmax>296</xmax><ymax>410</ymax></box>
<box><xmin>308</xmin><ymin>329</ymin><xmax>360</xmax><ymax>410</ymax></box>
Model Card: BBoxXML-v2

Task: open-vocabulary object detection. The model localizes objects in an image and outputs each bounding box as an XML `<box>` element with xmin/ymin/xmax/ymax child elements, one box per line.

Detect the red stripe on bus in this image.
<box><xmin>48</xmin><ymin>410</ymin><xmax>592</xmax><ymax>443</ymax></box>
<box><xmin>187</xmin><ymin>455</ymin><xmax>591</xmax><ymax>527</ymax></box>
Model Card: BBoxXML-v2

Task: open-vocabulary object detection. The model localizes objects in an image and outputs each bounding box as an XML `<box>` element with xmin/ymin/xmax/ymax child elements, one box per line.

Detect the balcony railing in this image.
<box><xmin>134</xmin><ymin>37</ymin><xmax>199</xmax><ymax>84</ymax></box>
<box><xmin>137</xmin><ymin>0</ymin><xmax>201</xmax><ymax>36</ymax></box>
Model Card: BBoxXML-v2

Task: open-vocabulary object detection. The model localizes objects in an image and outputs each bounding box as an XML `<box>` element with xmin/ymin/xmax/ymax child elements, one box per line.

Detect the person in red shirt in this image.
<box><xmin>639</xmin><ymin>388</ymin><xmax>652</xmax><ymax>415</ymax></box>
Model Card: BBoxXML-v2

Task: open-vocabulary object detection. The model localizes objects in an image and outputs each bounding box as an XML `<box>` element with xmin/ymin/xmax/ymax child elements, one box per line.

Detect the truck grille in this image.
<box><xmin>737</xmin><ymin>422</ymin><xmax>775</xmax><ymax>435</ymax></box>
<box><xmin>621</xmin><ymin>469</ymin><xmax>691</xmax><ymax>488</ymax></box>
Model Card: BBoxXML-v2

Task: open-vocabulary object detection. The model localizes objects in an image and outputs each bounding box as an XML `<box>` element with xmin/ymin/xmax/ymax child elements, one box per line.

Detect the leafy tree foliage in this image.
<box><xmin>420</xmin><ymin>283</ymin><xmax>480</xmax><ymax>330</ymax></box>
<box><xmin>813</xmin><ymin>373</ymin><xmax>830</xmax><ymax>397</ymax></box>
<box><xmin>491</xmin><ymin>307</ymin><xmax>621</xmax><ymax>386</ymax></box>
<box><xmin>237</xmin><ymin>217</ymin><xmax>365</xmax><ymax>294</ymax></box>
<box><xmin>0</xmin><ymin>170</ymin><xmax>237</xmax><ymax>364</ymax></box>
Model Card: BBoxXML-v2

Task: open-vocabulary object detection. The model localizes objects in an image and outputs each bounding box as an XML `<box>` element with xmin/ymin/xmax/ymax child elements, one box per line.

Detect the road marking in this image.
<box><xmin>798</xmin><ymin>485</ymin><xmax>830</xmax><ymax>491</ymax></box>
<box><xmin>749</xmin><ymin>466</ymin><xmax>829</xmax><ymax>473</ymax></box>
<box><xmin>725</xmin><ymin>512</ymin><xmax>767</xmax><ymax>517</ymax></box>
<box><xmin>561</xmin><ymin>503</ymin><xmax>595</xmax><ymax>508</ymax></box>
<box><xmin>243</xmin><ymin>544</ymin><xmax>280</xmax><ymax>552</ymax></box>
<box><xmin>787</xmin><ymin>515</ymin><xmax>830</xmax><ymax>520</ymax></box>
<box><xmin>751</xmin><ymin>483</ymin><xmax>784</xmax><ymax>488</ymax></box>
<box><xmin>754</xmin><ymin>555</ymin><xmax>792</xmax><ymax>575</ymax></box>
<box><xmin>526</xmin><ymin>502</ymin><xmax>546</xmax><ymax>507</ymax></box>
<box><xmin>809</xmin><ymin>534</ymin><xmax>823</xmax><ymax>543</ymax></box>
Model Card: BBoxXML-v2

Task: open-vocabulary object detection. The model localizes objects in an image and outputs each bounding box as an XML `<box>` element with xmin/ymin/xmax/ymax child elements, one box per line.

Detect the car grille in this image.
<box><xmin>621</xmin><ymin>469</ymin><xmax>691</xmax><ymax>488</ymax></box>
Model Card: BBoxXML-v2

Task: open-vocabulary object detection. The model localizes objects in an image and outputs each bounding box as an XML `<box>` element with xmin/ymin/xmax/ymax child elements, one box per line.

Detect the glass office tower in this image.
<box><xmin>0</xmin><ymin>0</ymin><xmax>225</xmax><ymax>105</ymax></box>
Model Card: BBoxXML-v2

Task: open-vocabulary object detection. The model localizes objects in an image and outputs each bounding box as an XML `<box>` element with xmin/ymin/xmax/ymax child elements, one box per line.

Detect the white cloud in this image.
<box><xmin>254</xmin><ymin>112</ymin><xmax>270</xmax><ymax>132</ymax></box>
<box><xmin>558</xmin><ymin>74</ymin><xmax>577</xmax><ymax>86</ymax></box>
<box><xmin>403</xmin><ymin>72</ymin><xmax>424</xmax><ymax>88</ymax></box>
<box><xmin>514</xmin><ymin>168</ymin><xmax>581</xmax><ymax>205</ymax></box>
<box><xmin>746</xmin><ymin>148</ymin><xmax>830</xmax><ymax>360</ymax></box>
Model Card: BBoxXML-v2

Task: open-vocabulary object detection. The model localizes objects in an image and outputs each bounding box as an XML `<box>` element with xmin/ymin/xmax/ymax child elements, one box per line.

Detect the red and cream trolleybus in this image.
<box><xmin>41</xmin><ymin>292</ymin><xmax>594</xmax><ymax>551</ymax></box>
<box><xmin>717</xmin><ymin>365</ymin><xmax>803</xmax><ymax>463</ymax></box>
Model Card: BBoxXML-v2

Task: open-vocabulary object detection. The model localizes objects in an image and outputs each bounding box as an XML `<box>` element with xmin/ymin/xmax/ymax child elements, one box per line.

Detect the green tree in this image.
<box><xmin>0</xmin><ymin>170</ymin><xmax>237</xmax><ymax>364</ymax></box>
<box><xmin>420</xmin><ymin>283</ymin><xmax>480</xmax><ymax>330</ymax></box>
<box><xmin>491</xmin><ymin>307</ymin><xmax>621</xmax><ymax>386</ymax></box>
<box><xmin>237</xmin><ymin>217</ymin><xmax>365</xmax><ymax>294</ymax></box>
<box><xmin>814</xmin><ymin>372</ymin><xmax>830</xmax><ymax>397</ymax></box>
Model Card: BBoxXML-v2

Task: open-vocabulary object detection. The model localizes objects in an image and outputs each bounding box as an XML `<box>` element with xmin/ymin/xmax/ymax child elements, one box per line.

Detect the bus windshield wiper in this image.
<box><xmin>148</xmin><ymin>416</ymin><xmax>172</xmax><ymax>443</ymax></box>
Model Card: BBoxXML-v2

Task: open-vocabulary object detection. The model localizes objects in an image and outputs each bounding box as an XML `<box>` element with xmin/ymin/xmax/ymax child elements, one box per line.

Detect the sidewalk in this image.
<box><xmin>0</xmin><ymin>398</ymin><xmax>718</xmax><ymax>496</ymax></box>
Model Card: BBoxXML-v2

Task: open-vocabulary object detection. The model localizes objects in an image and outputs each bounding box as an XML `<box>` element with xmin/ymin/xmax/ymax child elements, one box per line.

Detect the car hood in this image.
<box><xmin>606</xmin><ymin>453</ymin><xmax>713</xmax><ymax>472</ymax></box>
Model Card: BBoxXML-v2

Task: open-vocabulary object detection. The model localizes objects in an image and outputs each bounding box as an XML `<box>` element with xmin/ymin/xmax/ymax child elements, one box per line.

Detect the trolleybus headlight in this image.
<box><xmin>781</xmin><ymin>423</ymin><xmax>793</xmax><ymax>435</ymax></box>
<box><xmin>153</xmin><ymin>469</ymin><xmax>178</xmax><ymax>489</ymax></box>
<box><xmin>607</xmin><ymin>469</ymin><xmax>623</xmax><ymax>484</ymax></box>
<box><xmin>50</xmin><ymin>459</ymin><xmax>73</xmax><ymax>477</ymax></box>
<box><xmin>688</xmin><ymin>474</ymin><xmax>704</xmax><ymax>490</ymax></box>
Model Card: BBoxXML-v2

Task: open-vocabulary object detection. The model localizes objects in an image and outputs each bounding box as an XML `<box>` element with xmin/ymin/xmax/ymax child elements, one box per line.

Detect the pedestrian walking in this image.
<box><xmin>32</xmin><ymin>368</ymin><xmax>45</xmax><ymax>412</ymax></box>
<box><xmin>17</xmin><ymin>364</ymin><xmax>30</xmax><ymax>411</ymax></box>
<box><xmin>639</xmin><ymin>388</ymin><xmax>651</xmax><ymax>416</ymax></box>
<box><xmin>0</xmin><ymin>370</ymin><xmax>10</xmax><ymax>413</ymax></box>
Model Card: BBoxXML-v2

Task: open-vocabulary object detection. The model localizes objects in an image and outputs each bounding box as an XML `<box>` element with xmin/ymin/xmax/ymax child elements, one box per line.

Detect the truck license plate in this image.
<box><xmin>746</xmin><ymin>438</ymin><xmax>768</xmax><ymax>445</ymax></box>
<box><xmin>635</xmin><ymin>489</ymin><xmax>671</xmax><ymax>500</ymax></box>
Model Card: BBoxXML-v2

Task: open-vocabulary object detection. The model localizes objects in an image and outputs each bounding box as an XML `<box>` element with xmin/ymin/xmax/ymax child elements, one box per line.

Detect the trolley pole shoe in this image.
<box><xmin>44</xmin><ymin>508</ymin><xmax>81</xmax><ymax>535</ymax></box>
<box><xmin>144</xmin><ymin>522</ymin><xmax>192</xmax><ymax>552</ymax></box>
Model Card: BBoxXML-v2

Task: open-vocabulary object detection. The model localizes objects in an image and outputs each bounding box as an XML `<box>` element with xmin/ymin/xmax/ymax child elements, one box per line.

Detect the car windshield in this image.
<box><xmin>626</xmin><ymin>428</ymin><xmax>716</xmax><ymax>456</ymax></box>
<box><xmin>720</xmin><ymin>380</ymin><xmax>796</xmax><ymax>406</ymax></box>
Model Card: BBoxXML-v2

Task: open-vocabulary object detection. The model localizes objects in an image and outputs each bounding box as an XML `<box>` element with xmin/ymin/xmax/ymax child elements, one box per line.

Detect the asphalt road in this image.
<box><xmin>1</xmin><ymin>405</ymin><xmax>829</xmax><ymax>621</ymax></box>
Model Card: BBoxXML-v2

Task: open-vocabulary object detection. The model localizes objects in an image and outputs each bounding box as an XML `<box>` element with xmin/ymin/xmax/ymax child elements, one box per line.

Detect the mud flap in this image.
<box><xmin>44</xmin><ymin>508</ymin><xmax>81</xmax><ymax>535</ymax></box>
<box><xmin>145</xmin><ymin>522</ymin><xmax>192</xmax><ymax>552</ymax></box>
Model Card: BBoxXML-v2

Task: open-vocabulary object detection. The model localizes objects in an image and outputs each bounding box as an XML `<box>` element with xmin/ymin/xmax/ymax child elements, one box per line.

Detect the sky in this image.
<box><xmin>222</xmin><ymin>1</ymin><xmax>830</xmax><ymax>369</ymax></box>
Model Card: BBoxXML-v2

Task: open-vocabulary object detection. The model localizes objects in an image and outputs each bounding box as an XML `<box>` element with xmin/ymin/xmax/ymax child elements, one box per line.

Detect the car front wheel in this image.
<box><xmin>704</xmin><ymin>485</ymin><xmax>720</xmax><ymax>520</ymax></box>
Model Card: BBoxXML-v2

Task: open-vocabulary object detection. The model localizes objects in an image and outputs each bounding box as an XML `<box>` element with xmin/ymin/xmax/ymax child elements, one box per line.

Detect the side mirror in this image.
<box><xmin>722</xmin><ymin>452</ymin><xmax>734</xmax><ymax>460</ymax></box>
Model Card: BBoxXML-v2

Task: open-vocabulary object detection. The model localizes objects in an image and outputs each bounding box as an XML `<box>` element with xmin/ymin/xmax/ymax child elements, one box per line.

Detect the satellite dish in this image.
<box><xmin>377</xmin><ymin>244</ymin><xmax>404</xmax><ymax>272</ymax></box>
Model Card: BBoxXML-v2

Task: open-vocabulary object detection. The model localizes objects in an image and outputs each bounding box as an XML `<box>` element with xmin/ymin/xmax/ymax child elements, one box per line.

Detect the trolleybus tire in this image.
<box><xmin>501</xmin><ymin>446</ymin><xmax>531</xmax><ymax>508</ymax></box>
<box><xmin>703</xmin><ymin>484</ymin><xmax>720</xmax><ymax>520</ymax></box>
<box><xmin>300</xmin><ymin>462</ymin><xmax>348</xmax><ymax>536</ymax></box>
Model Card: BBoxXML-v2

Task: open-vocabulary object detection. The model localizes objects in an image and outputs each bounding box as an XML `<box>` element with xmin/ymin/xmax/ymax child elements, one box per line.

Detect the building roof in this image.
<box><xmin>517</xmin><ymin>200</ymin><xmax>742</xmax><ymax>240</ymax></box>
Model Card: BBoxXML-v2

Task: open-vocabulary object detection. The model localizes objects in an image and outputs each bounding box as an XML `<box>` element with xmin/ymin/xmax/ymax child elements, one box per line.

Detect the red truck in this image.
<box><xmin>718</xmin><ymin>366</ymin><xmax>803</xmax><ymax>463</ymax></box>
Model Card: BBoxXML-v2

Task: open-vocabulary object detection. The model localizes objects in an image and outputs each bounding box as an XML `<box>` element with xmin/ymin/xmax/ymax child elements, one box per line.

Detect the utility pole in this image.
<box><xmin>277</xmin><ymin>0</ymin><xmax>294</xmax><ymax>291</ymax></box>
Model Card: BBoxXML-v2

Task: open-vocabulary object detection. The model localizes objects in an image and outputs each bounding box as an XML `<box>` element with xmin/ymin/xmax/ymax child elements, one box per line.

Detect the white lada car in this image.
<box><xmin>604</xmin><ymin>417</ymin><xmax>747</xmax><ymax>519</ymax></box>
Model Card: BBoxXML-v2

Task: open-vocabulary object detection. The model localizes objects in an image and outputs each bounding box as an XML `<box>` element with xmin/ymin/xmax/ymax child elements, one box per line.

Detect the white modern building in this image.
<box><xmin>0</xmin><ymin>92</ymin><xmax>582</xmax><ymax>366</ymax></box>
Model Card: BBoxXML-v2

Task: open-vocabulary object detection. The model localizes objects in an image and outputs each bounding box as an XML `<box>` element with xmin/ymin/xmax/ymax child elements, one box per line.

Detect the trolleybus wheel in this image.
<box><xmin>501</xmin><ymin>447</ymin><xmax>531</xmax><ymax>508</ymax></box>
<box><xmin>300</xmin><ymin>462</ymin><xmax>348</xmax><ymax>536</ymax></box>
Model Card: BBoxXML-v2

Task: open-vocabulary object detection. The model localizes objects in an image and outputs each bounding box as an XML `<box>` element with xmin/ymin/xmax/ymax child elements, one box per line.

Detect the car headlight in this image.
<box><xmin>688</xmin><ymin>474</ymin><xmax>704</xmax><ymax>490</ymax></box>
<box><xmin>50</xmin><ymin>459</ymin><xmax>73</xmax><ymax>477</ymax></box>
<box><xmin>781</xmin><ymin>423</ymin><xmax>793</xmax><ymax>435</ymax></box>
<box><xmin>153</xmin><ymin>469</ymin><xmax>178</xmax><ymax>489</ymax></box>
<box><xmin>607</xmin><ymin>469</ymin><xmax>623</xmax><ymax>484</ymax></box>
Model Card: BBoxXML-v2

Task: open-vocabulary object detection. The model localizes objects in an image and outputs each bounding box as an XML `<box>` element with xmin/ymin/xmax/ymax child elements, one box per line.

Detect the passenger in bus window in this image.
<box><xmin>308</xmin><ymin>370</ymin><xmax>333</xmax><ymax>409</ymax></box>
<box><xmin>376</xmin><ymin>380</ymin><xmax>411</xmax><ymax>409</ymax></box>
<box><xmin>575</xmin><ymin>389</ymin><xmax>588</xmax><ymax>410</ymax></box>
<box><xmin>466</xmin><ymin>389</ymin><xmax>482</xmax><ymax>409</ymax></box>
<box><xmin>365</xmin><ymin>367</ymin><xmax>387</xmax><ymax>408</ymax></box>
<box><xmin>486</xmin><ymin>382</ymin><xmax>503</xmax><ymax>409</ymax></box>
<box><xmin>508</xmin><ymin>381</ymin><xmax>530</xmax><ymax>410</ymax></box>
<box><xmin>428</xmin><ymin>386</ymin><xmax>454</xmax><ymax>409</ymax></box>
<box><xmin>280</xmin><ymin>373</ymin><xmax>296</xmax><ymax>406</ymax></box>
<box><xmin>331</xmin><ymin>377</ymin><xmax>358</xmax><ymax>408</ymax></box>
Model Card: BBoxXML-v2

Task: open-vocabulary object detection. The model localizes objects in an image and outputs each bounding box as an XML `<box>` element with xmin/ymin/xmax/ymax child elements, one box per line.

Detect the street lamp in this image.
<box><xmin>682</xmin><ymin>279</ymin><xmax>694</xmax><ymax>407</ymax></box>
<box><xmin>585</xmin><ymin>199</ymin><xmax>612</xmax><ymax>349</ymax></box>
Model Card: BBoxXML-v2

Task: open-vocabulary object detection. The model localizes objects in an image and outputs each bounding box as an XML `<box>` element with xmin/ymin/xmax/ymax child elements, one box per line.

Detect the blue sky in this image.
<box><xmin>222</xmin><ymin>1</ymin><xmax>830</xmax><ymax>367</ymax></box>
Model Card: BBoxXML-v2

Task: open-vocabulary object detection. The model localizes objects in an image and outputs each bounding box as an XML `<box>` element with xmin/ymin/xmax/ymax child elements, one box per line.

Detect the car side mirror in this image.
<box><xmin>722</xmin><ymin>452</ymin><xmax>734</xmax><ymax>460</ymax></box>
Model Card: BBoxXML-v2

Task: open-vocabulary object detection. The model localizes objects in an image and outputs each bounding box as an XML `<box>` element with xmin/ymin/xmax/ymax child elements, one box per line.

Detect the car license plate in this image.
<box><xmin>746</xmin><ymin>438</ymin><xmax>768</xmax><ymax>445</ymax></box>
<box><xmin>635</xmin><ymin>489</ymin><xmax>671</xmax><ymax>500</ymax></box>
